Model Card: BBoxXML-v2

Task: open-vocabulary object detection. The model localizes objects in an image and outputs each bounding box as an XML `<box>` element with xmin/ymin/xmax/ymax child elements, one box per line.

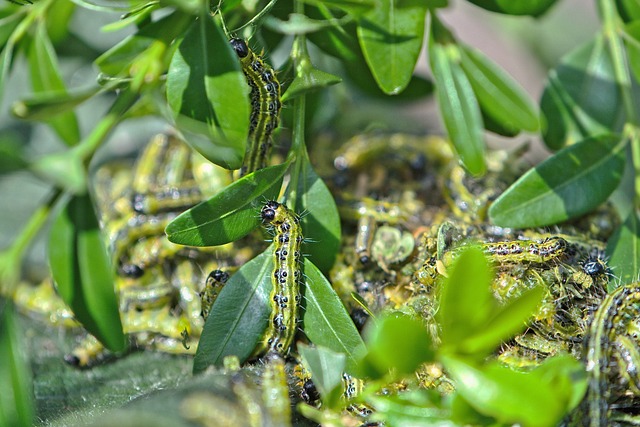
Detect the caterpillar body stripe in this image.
<box><xmin>443</xmin><ymin>237</ymin><xmax>569</xmax><ymax>265</ymax></box>
<box><xmin>255</xmin><ymin>200</ymin><xmax>302</xmax><ymax>356</ymax></box>
<box><xmin>230</xmin><ymin>38</ymin><xmax>281</xmax><ymax>176</ymax></box>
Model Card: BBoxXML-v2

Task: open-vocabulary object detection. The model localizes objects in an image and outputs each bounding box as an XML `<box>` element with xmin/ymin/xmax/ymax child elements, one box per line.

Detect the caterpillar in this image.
<box><xmin>255</xmin><ymin>200</ymin><xmax>302</xmax><ymax>356</ymax></box>
<box><xmin>230</xmin><ymin>38</ymin><xmax>281</xmax><ymax>176</ymax></box>
<box><xmin>443</xmin><ymin>237</ymin><xmax>569</xmax><ymax>265</ymax></box>
<box><xmin>200</xmin><ymin>269</ymin><xmax>230</xmax><ymax>320</ymax></box>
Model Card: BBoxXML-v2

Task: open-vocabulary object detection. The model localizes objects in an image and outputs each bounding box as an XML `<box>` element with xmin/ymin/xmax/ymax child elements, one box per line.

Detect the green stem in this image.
<box><xmin>598</xmin><ymin>0</ymin><xmax>640</xmax><ymax>206</ymax></box>
<box><xmin>232</xmin><ymin>0</ymin><xmax>280</xmax><ymax>34</ymax></box>
<box><xmin>73</xmin><ymin>89</ymin><xmax>138</xmax><ymax>164</ymax></box>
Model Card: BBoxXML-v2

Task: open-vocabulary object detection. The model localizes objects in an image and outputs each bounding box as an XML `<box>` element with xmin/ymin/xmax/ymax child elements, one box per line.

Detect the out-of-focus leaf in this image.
<box><xmin>193</xmin><ymin>249</ymin><xmax>272</xmax><ymax>374</ymax></box>
<box><xmin>264</xmin><ymin>13</ymin><xmax>348</xmax><ymax>35</ymax></box>
<box><xmin>166</xmin><ymin>15</ymin><xmax>249</xmax><ymax>169</ymax></box>
<box><xmin>540</xmin><ymin>35</ymin><xmax>626</xmax><ymax>150</ymax></box>
<box><xmin>459</xmin><ymin>44</ymin><xmax>539</xmax><ymax>134</ymax></box>
<box><xmin>291</xmin><ymin>153</ymin><xmax>340</xmax><ymax>273</ymax></box>
<box><xmin>30</xmin><ymin>149</ymin><xmax>87</xmax><ymax>194</ymax></box>
<box><xmin>12</xmin><ymin>86</ymin><xmax>102</xmax><ymax>121</ymax></box>
<box><xmin>617</xmin><ymin>0</ymin><xmax>640</xmax><ymax>22</ymax></box>
<box><xmin>429</xmin><ymin>18</ymin><xmax>485</xmax><ymax>176</ymax></box>
<box><xmin>0</xmin><ymin>10</ymin><xmax>22</xmax><ymax>49</ymax></box>
<box><xmin>48</xmin><ymin>194</ymin><xmax>125</xmax><ymax>352</ymax></box>
<box><xmin>356</xmin><ymin>0</ymin><xmax>428</xmax><ymax>94</ymax></box>
<box><xmin>0</xmin><ymin>133</ymin><xmax>27</xmax><ymax>173</ymax></box>
<box><xmin>359</xmin><ymin>314</ymin><xmax>434</xmax><ymax>380</ymax></box>
<box><xmin>489</xmin><ymin>134</ymin><xmax>626</xmax><ymax>228</ymax></box>
<box><xmin>166</xmin><ymin>162</ymin><xmax>288</xmax><ymax>246</ymax></box>
<box><xmin>367</xmin><ymin>390</ymin><xmax>453</xmax><ymax>426</ymax></box>
<box><xmin>442</xmin><ymin>356</ymin><xmax>573</xmax><ymax>427</ymax></box>
<box><xmin>298</xmin><ymin>343</ymin><xmax>345</xmax><ymax>407</ymax></box>
<box><xmin>463</xmin><ymin>0</ymin><xmax>559</xmax><ymax>16</ymax></box>
<box><xmin>302</xmin><ymin>259</ymin><xmax>365</xmax><ymax>374</ymax></box>
<box><xmin>607</xmin><ymin>211</ymin><xmax>640</xmax><ymax>289</ymax></box>
<box><xmin>0</xmin><ymin>302</ymin><xmax>34</xmax><ymax>427</ymax></box>
<box><xmin>301</xmin><ymin>0</ymin><xmax>375</xmax><ymax>16</ymax></box>
<box><xmin>27</xmin><ymin>22</ymin><xmax>80</xmax><ymax>146</ymax></box>
<box><xmin>623</xmin><ymin>22</ymin><xmax>640</xmax><ymax>84</ymax></box>
<box><xmin>96</xmin><ymin>11</ymin><xmax>191</xmax><ymax>77</ymax></box>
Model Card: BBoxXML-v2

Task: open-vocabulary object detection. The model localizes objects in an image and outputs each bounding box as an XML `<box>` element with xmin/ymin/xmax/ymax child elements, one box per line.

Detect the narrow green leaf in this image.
<box><xmin>298</xmin><ymin>343</ymin><xmax>346</xmax><ymax>403</ymax></box>
<box><xmin>489</xmin><ymin>134</ymin><xmax>627</xmax><ymax>228</ymax></box>
<box><xmin>303</xmin><ymin>259</ymin><xmax>365</xmax><ymax>374</ymax></box>
<box><xmin>367</xmin><ymin>391</ymin><xmax>453</xmax><ymax>426</ymax></box>
<box><xmin>442</xmin><ymin>357</ymin><xmax>570</xmax><ymax>427</ymax></box>
<box><xmin>48</xmin><ymin>194</ymin><xmax>125</xmax><ymax>352</ymax></box>
<box><xmin>360</xmin><ymin>314</ymin><xmax>434</xmax><ymax>379</ymax></box>
<box><xmin>193</xmin><ymin>249</ymin><xmax>272</xmax><ymax>373</ymax></box>
<box><xmin>0</xmin><ymin>27</ymin><xmax>15</xmax><ymax>101</ymax></box>
<box><xmin>27</xmin><ymin>22</ymin><xmax>80</xmax><ymax>146</ymax></box>
<box><xmin>292</xmin><ymin>154</ymin><xmax>341</xmax><ymax>273</ymax></box>
<box><xmin>166</xmin><ymin>15</ymin><xmax>249</xmax><ymax>169</ymax></box>
<box><xmin>438</xmin><ymin>246</ymin><xmax>494</xmax><ymax>352</ymax></box>
<box><xmin>607</xmin><ymin>212</ymin><xmax>640</xmax><ymax>289</ymax></box>
<box><xmin>0</xmin><ymin>134</ymin><xmax>27</xmax><ymax>173</ymax></box>
<box><xmin>429</xmin><ymin>22</ymin><xmax>485</xmax><ymax>176</ymax></box>
<box><xmin>0</xmin><ymin>11</ymin><xmax>21</xmax><ymax>49</ymax></box>
<box><xmin>463</xmin><ymin>0</ymin><xmax>559</xmax><ymax>16</ymax></box>
<box><xmin>356</xmin><ymin>0</ymin><xmax>428</xmax><ymax>94</ymax></box>
<box><xmin>12</xmin><ymin>86</ymin><xmax>102</xmax><ymax>121</ymax></box>
<box><xmin>302</xmin><ymin>0</ymin><xmax>376</xmax><ymax>16</ymax></box>
<box><xmin>540</xmin><ymin>35</ymin><xmax>626</xmax><ymax>150</ymax></box>
<box><xmin>459</xmin><ymin>44</ymin><xmax>539</xmax><ymax>134</ymax></box>
<box><xmin>166</xmin><ymin>163</ymin><xmax>288</xmax><ymax>246</ymax></box>
<box><xmin>0</xmin><ymin>302</ymin><xmax>34</xmax><ymax>427</ymax></box>
<box><xmin>96</xmin><ymin>11</ymin><xmax>191</xmax><ymax>77</ymax></box>
<box><xmin>623</xmin><ymin>22</ymin><xmax>640</xmax><ymax>84</ymax></box>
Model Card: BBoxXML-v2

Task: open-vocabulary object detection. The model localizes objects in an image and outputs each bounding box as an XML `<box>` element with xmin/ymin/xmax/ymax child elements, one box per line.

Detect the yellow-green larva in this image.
<box><xmin>255</xmin><ymin>200</ymin><xmax>302</xmax><ymax>356</ymax></box>
<box><xmin>230</xmin><ymin>38</ymin><xmax>281</xmax><ymax>176</ymax></box>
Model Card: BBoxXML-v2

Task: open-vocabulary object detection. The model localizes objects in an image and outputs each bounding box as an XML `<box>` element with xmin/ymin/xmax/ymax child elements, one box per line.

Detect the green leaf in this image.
<box><xmin>489</xmin><ymin>134</ymin><xmax>627</xmax><ymax>228</ymax></box>
<box><xmin>0</xmin><ymin>133</ymin><xmax>27</xmax><ymax>173</ymax></box>
<box><xmin>617</xmin><ymin>0</ymin><xmax>640</xmax><ymax>22</ymax></box>
<box><xmin>298</xmin><ymin>343</ymin><xmax>346</xmax><ymax>406</ymax></box>
<box><xmin>302</xmin><ymin>259</ymin><xmax>365</xmax><ymax>374</ymax></box>
<box><xmin>623</xmin><ymin>22</ymin><xmax>640</xmax><ymax>84</ymax></box>
<box><xmin>429</xmin><ymin>19</ymin><xmax>485</xmax><ymax>176</ymax></box>
<box><xmin>166</xmin><ymin>163</ymin><xmax>288</xmax><ymax>246</ymax></box>
<box><xmin>166</xmin><ymin>15</ymin><xmax>249</xmax><ymax>169</ymax></box>
<box><xmin>438</xmin><ymin>246</ymin><xmax>494</xmax><ymax>352</ymax></box>
<box><xmin>30</xmin><ymin>149</ymin><xmax>87</xmax><ymax>194</ymax></box>
<box><xmin>48</xmin><ymin>194</ymin><xmax>125</xmax><ymax>352</ymax></box>
<box><xmin>281</xmin><ymin>66</ymin><xmax>342</xmax><ymax>102</ymax></box>
<box><xmin>96</xmin><ymin>11</ymin><xmax>191</xmax><ymax>77</ymax></box>
<box><xmin>359</xmin><ymin>314</ymin><xmax>435</xmax><ymax>380</ymax></box>
<box><xmin>292</xmin><ymin>154</ymin><xmax>341</xmax><ymax>273</ymax></box>
<box><xmin>27</xmin><ymin>22</ymin><xmax>80</xmax><ymax>146</ymax></box>
<box><xmin>12</xmin><ymin>86</ymin><xmax>102</xmax><ymax>121</ymax></box>
<box><xmin>356</xmin><ymin>0</ymin><xmax>428</xmax><ymax>94</ymax></box>
<box><xmin>367</xmin><ymin>390</ymin><xmax>453</xmax><ymax>426</ymax></box>
<box><xmin>463</xmin><ymin>0</ymin><xmax>559</xmax><ymax>16</ymax></box>
<box><xmin>607</xmin><ymin>212</ymin><xmax>640</xmax><ymax>289</ymax></box>
<box><xmin>540</xmin><ymin>35</ymin><xmax>626</xmax><ymax>150</ymax></box>
<box><xmin>0</xmin><ymin>302</ymin><xmax>34</xmax><ymax>427</ymax></box>
<box><xmin>442</xmin><ymin>357</ymin><xmax>571</xmax><ymax>427</ymax></box>
<box><xmin>193</xmin><ymin>249</ymin><xmax>272</xmax><ymax>374</ymax></box>
<box><xmin>459</xmin><ymin>43</ymin><xmax>539</xmax><ymax>134</ymax></box>
<box><xmin>460</xmin><ymin>286</ymin><xmax>544</xmax><ymax>355</ymax></box>
<box><xmin>0</xmin><ymin>10</ymin><xmax>21</xmax><ymax>49</ymax></box>
<box><xmin>302</xmin><ymin>0</ymin><xmax>376</xmax><ymax>16</ymax></box>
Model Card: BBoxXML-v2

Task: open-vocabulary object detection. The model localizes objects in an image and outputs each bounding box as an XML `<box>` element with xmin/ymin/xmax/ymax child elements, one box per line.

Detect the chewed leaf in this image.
<box><xmin>607</xmin><ymin>212</ymin><xmax>640</xmax><ymax>289</ymax></box>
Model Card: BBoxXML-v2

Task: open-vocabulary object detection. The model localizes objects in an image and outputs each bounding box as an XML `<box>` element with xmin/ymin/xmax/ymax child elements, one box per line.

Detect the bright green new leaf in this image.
<box><xmin>281</xmin><ymin>66</ymin><xmax>342</xmax><ymax>102</ymax></box>
<box><xmin>438</xmin><ymin>246</ymin><xmax>494</xmax><ymax>353</ymax></box>
<box><xmin>540</xmin><ymin>35</ymin><xmax>627</xmax><ymax>150</ymax></box>
<box><xmin>489</xmin><ymin>134</ymin><xmax>626</xmax><ymax>228</ymax></box>
<box><xmin>429</xmin><ymin>20</ymin><xmax>485</xmax><ymax>176</ymax></box>
<box><xmin>49</xmin><ymin>194</ymin><xmax>125</xmax><ymax>352</ymax></box>
<box><xmin>0</xmin><ymin>302</ymin><xmax>34</xmax><ymax>427</ymax></box>
<box><xmin>302</xmin><ymin>0</ymin><xmax>375</xmax><ymax>16</ymax></box>
<box><xmin>360</xmin><ymin>314</ymin><xmax>435</xmax><ymax>379</ymax></box>
<box><xmin>463</xmin><ymin>0</ymin><xmax>558</xmax><ymax>16</ymax></box>
<box><xmin>27</xmin><ymin>22</ymin><xmax>80</xmax><ymax>146</ymax></box>
<box><xmin>166</xmin><ymin>162</ymin><xmax>288</xmax><ymax>246</ymax></box>
<box><xmin>166</xmin><ymin>15</ymin><xmax>249</xmax><ymax>169</ymax></box>
<box><xmin>30</xmin><ymin>149</ymin><xmax>87</xmax><ymax>194</ymax></box>
<box><xmin>12</xmin><ymin>86</ymin><xmax>102</xmax><ymax>121</ymax></box>
<box><xmin>193</xmin><ymin>249</ymin><xmax>272</xmax><ymax>374</ymax></box>
<box><xmin>291</xmin><ymin>154</ymin><xmax>341</xmax><ymax>273</ymax></box>
<box><xmin>442</xmin><ymin>356</ymin><xmax>571</xmax><ymax>427</ymax></box>
<box><xmin>357</xmin><ymin>0</ymin><xmax>428</xmax><ymax>94</ymax></box>
<box><xmin>303</xmin><ymin>259</ymin><xmax>366</xmax><ymax>374</ymax></box>
<box><xmin>618</xmin><ymin>0</ymin><xmax>640</xmax><ymax>22</ymax></box>
<box><xmin>298</xmin><ymin>343</ymin><xmax>346</xmax><ymax>407</ymax></box>
<box><xmin>607</xmin><ymin>212</ymin><xmax>640</xmax><ymax>289</ymax></box>
<box><xmin>367</xmin><ymin>390</ymin><xmax>453</xmax><ymax>426</ymax></box>
<box><xmin>459</xmin><ymin>44</ymin><xmax>539</xmax><ymax>134</ymax></box>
